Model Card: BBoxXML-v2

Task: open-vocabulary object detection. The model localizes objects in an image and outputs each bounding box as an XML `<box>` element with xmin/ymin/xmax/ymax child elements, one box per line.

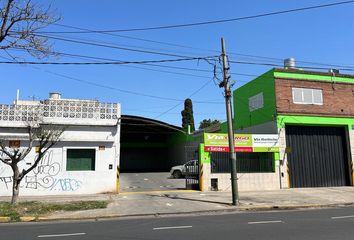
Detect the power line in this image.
<box><xmin>45</xmin><ymin>23</ymin><xmax>217</xmax><ymax>53</ymax></box>
<box><xmin>36</xmin><ymin>23</ymin><xmax>288</xmax><ymax>62</ymax></box>
<box><xmin>7</xmin><ymin>47</ymin><xmax>217</xmax><ymax>80</ymax></box>
<box><xmin>40</xmin><ymin>24</ymin><xmax>354</xmax><ymax>70</ymax></box>
<box><xmin>154</xmin><ymin>79</ymin><xmax>213</xmax><ymax>119</ymax></box>
<box><xmin>8</xmin><ymin>47</ymin><xmax>256</xmax><ymax>79</ymax></box>
<box><xmin>0</xmin><ymin>56</ymin><xmax>215</xmax><ymax>65</ymax></box>
<box><xmin>42</xmin><ymin>32</ymin><xmax>204</xmax><ymax>58</ymax></box>
<box><xmin>34</xmin><ymin>1</ymin><xmax>354</xmax><ymax>33</ymax></box>
<box><xmin>3</xmin><ymin>57</ymin><xmax>354</xmax><ymax>72</ymax></box>
<box><xmin>45</xmin><ymin>70</ymin><xmax>223</xmax><ymax>104</ymax></box>
<box><xmin>2</xmin><ymin>52</ymin><xmax>225</xmax><ymax>104</ymax></box>
<box><xmin>23</xmin><ymin>33</ymin><xmax>354</xmax><ymax>72</ymax></box>
<box><xmin>34</xmin><ymin>34</ymin><xmax>203</xmax><ymax>59</ymax></box>
<box><xmin>19</xmin><ymin>64</ymin><xmax>223</xmax><ymax>104</ymax></box>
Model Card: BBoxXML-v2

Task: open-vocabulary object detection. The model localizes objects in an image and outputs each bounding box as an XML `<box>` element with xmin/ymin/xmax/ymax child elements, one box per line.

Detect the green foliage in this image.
<box><xmin>0</xmin><ymin>202</ymin><xmax>20</xmax><ymax>221</ymax></box>
<box><xmin>181</xmin><ymin>98</ymin><xmax>195</xmax><ymax>132</ymax></box>
<box><xmin>0</xmin><ymin>200</ymin><xmax>108</xmax><ymax>221</ymax></box>
<box><xmin>199</xmin><ymin>119</ymin><xmax>220</xmax><ymax>130</ymax></box>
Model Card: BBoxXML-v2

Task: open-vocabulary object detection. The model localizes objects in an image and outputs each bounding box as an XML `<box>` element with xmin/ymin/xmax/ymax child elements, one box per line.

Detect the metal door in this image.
<box><xmin>286</xmin><ymin>125</ymin><xmax>351</xmax><ymax>188</ymax></box>
<box><xmin>185</xmin><ymin>160</ymin><xmax>200</xmax><ymax>190</ymax></box>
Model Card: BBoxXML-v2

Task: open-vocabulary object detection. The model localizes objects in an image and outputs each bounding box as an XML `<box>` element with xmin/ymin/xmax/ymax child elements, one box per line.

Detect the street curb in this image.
<box><xmin>20</xmin><ymin>216</ymin><xmax>37</xmax><ymax>222</ymax></box>
<box><xmin>237</xmin><ymin>202</ymin><xmax>354</xmax><ymax>211</ymax></box>
<box><xmin>0</xmin><ymin>217</ymin><xmax>10</xmax><ymax>223</ymax></box>
<box><xmin>1</xmin><ymin>202</ymin><xmax>353</xmax><ymax>223</ymax></box>
<box><xmin>27</xmin><ymin>202</ymin><xmax>354</xmax><ymax>223</ymax></box>
<box><xmin>0</xmin><ymin>216</ymin><xmax>49</xmax><ymax>223</ymax></box>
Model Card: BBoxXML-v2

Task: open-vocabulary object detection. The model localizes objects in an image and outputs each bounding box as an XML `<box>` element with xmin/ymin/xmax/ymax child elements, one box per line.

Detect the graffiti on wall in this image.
<box><xmin>0</xmin><ymin>150</ymin><xmax>82</xmax><ymax>192</ymax></box>
<box><xmin>0</xmin><ymin>176</ymin><xmax>12</xmax><ymax>190</ymax></box>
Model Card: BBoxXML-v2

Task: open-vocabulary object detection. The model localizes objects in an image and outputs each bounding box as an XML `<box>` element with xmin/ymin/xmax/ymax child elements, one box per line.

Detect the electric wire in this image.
<box><xmin>8</xmin><ymin>1</ymin><xmax>354</xmax><ymax>71</ymax></box>
<box><xmin>154</xmin><ymin>79</ymin><xmax>213</xmax><ymax>119</ymax></box>
<box><xmin>34</xmin><ymin>1</ymin><xmax>354</xmax><ymax>33</ymax></box>
<box><xmin>8</xmin><ymin>46</ymin><xmax>257</xmax><ymax>79</ymax></box>
<box><xmin>0</xmin><ymin>51</ymin><xmax>223</xmax><ymax>104</ymax></box>
<box><xmin>33</xmin><ymin>34</ymin><xmax>206</xmax><ymax>59</ymax></box>
<box><xmin>0</xmin><ymin>56</ymin><xmax>216</xmax><ymax>65</ymax></box>
<box><xmin>39</xmin><ymin>32</ymin><xmax>204</xmax><ymax>58</ymax></box>
<box><xmin>37</xmin><ymin>24</ymin><xmax>354</xmax><ymax>70</ymax></box>
<box><xmin>3</xmin><ymin>57</ymin><xmax>354</xmax><ymax>72</ymax></box>
<box><xmin>36</xmin><ymin>69</ymin><xmax>223</xmax><ymax>104</ymax></box>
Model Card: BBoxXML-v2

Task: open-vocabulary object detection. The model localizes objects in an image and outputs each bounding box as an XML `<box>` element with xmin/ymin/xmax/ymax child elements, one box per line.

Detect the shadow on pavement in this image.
<box><xmin>147</xmin><ymin>193</ymin><xmax>233</xmax><ymax>206</ymax></box>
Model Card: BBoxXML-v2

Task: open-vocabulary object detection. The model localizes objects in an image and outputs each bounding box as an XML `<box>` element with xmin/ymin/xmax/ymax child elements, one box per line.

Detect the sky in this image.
<box><xmin>1</xmin><ymin>0</ymin><xmax>354</xmax><ymax>127</ymax></box>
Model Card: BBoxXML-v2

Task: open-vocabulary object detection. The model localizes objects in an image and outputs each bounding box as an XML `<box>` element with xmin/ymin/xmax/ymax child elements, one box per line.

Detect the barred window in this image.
<box><xmin>248</xmin><ymin>92</ymin><xmax>264</xmax><ymax>112</ymax></box>
<box><xmin>211</xmin><ymin>152</ymin><xmax>274</xmax><ymax>173</ymax></box>
<box><xmin>66</xmin><ymin>149</ymin><xmax>96</xmax><ymax>171</ymax></box>
<box><xmin>292</xmin><ymin>88</ymin><xmax>323</xmax><ymax>105</ymax></box>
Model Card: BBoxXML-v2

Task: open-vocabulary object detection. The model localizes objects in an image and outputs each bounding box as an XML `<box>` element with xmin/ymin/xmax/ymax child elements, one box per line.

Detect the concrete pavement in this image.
<box><xmin>1</xmin><ymin>187</ymin><xmax>354</xmax><ymax>221</ymax></box>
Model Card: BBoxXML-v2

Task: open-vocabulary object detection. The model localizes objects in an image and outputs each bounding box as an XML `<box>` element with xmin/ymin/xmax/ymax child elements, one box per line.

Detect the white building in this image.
<box><xmin>0</xmin><ymin>93</ymin><xmax>121</xmax><ymax>196</ymax></box>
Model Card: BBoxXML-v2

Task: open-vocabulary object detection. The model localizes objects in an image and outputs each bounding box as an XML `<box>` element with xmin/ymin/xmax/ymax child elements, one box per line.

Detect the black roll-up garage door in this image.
<box><xmin>286</xmin><ymin>125</ymin><xmax>351</xmax><ymax>188</ymax></box>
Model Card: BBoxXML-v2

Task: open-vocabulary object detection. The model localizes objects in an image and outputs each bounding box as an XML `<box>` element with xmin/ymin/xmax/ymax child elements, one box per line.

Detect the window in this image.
<box><xmin>9</xmin><ymin>140</ymin><xmax>20</xmax><ymax>148</ymax></box>
<box><xmin>211</xmin><ymin>152</ymin><xmax>274</xmax><ymax>173</ymax></box>
<box><xmin>292</xmin><ymin>87</ymin><xmax>323</xmax><ymax>105</ymax></box>
<box><xmin>248</xmin><ymin>92</ymin><xmax>264</xmax><ymax>112</ymax></box>
<box><xmin>66</xmin><ymin>149</ymin><xmax>95</xmax><ymax>171</ymax></box>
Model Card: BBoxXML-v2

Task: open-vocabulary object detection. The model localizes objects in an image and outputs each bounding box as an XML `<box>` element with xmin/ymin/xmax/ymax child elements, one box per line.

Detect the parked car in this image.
<box><xmin>170</xmin><ymin>160</ymin><xmax>199</xmax><ymax>179</ymax></box>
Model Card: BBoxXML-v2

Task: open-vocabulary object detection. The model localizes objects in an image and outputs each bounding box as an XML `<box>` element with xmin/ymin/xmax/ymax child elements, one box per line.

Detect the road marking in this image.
<box><xmin>38</xmin><ymin>233</ymin><xmax>86</xmax><ymax>238</ymax></box>
<box><xmin>166</xmin><ymin>203</ymin><xmax>173</xmax><ymax>206</ymax></box>
<box><xmin>248</xmin><ymin>220</ymin><xmax>284</xmax><ymax>225</ymax></box>
<box><xmin>331</xmin><ymin>215</ymin><xmax>354</xmax><ymax>220</ymax></box>
<box><xmin>153</xmin><ymin>226</ymin><xmax>192</xmax><ymax>230</ymax></box>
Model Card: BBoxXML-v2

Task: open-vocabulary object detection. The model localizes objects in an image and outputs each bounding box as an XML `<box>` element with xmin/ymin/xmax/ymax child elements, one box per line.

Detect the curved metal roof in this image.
<box><xmin>121</xmin><ymin>115</ymin><xmax>183</xmax><ymax>133</ymax></box>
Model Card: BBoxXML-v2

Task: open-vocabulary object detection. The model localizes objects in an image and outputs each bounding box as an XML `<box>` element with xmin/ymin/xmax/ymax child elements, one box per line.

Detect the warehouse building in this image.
<box><xmin>233</xmin><ymin>62</ymin><xmax>354</xmax><ymax>188</ymax></box>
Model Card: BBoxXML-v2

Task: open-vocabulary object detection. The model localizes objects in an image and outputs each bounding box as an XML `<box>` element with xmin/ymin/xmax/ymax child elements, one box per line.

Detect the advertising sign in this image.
<box><xmin>204</xmin><ymin>133</ymin><xmax>279</xmax><ymax>152</ymax></box>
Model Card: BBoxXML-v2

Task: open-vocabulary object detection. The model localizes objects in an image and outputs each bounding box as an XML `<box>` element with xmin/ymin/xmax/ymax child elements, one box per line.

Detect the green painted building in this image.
<box><xmin>233</xmin><ymin>68</ymin><xmax>354</xmax><ymax>188</ymax></box>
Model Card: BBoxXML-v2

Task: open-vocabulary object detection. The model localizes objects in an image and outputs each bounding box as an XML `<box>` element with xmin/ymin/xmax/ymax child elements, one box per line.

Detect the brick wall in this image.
<box><xmin>275</xmin><ymin>78</ymin><xmax>354</xmax><ymax>117</ymax></box>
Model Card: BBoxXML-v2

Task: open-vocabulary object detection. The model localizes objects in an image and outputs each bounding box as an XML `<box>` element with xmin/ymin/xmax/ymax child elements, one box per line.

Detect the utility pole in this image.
<box><xmin>220</xmin><ymin>37</ymin><xmax>239</xmax><ymax>206</ymax></box>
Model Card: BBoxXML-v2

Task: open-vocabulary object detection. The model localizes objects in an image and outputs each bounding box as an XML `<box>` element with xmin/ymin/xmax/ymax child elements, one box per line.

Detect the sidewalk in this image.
<box><xmin>1</xmin><ymin>187</ymin><xmax>354</xmax><ymax>221</ymax></box>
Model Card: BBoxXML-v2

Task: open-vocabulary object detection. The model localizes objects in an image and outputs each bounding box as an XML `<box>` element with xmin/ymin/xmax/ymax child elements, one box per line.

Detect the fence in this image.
<box><xmin>0</xmin><ymin>100</ymin><xmax>119</xmax><ymax>123</ymax></box>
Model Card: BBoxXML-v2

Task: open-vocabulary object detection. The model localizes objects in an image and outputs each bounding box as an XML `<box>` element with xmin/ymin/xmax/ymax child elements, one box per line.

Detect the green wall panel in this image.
<box><xmin>274</xmin><ymin>71</ymin><xmax>354</xmax><ymax>84</ymax></box>
<box><xmin>233</xmin><ymin>69</ymin><xmax>276</xmax><ymax>129</ymax></box>
<box><xmin>277</xmin><ymin>115</ymin><xmax>354</xmax><ymax>129</ymax></box>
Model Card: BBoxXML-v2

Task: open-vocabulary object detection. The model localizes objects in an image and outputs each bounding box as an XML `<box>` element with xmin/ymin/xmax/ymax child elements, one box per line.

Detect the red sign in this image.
<box><xmin>204</xmin><ymin>146</ymin><xmax>253</xmax><ymax>152</ymax></box>
<box><xmin>204</xmin><ymin>146</ymin><xmax>229</xmax><ymax>152</ymax></box>
<box><xmin>235</xmin><ymin>147</ymin><xmax>253</xmax><ymax>152</ymax></box>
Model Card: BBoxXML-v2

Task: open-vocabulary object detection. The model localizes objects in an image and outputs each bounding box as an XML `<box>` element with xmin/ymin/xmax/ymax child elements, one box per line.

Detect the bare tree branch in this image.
<box><xmin>0</xmin><ymin>121</ymin><xmax>63</xmax><ymax>204</ymax></box>
<box><xmin>0</xmin><ymin>142</ymin><xmax>16</xmax><ymax>163</ymax></box>
<box><xmin>0</xmin><ymin>0</ymin><xmax>14</xmax><ymax>37</ymax></box>
<box><xmin>19</xmin><ymin>125</ymin><xmax>63</xmax><ymax>181</ymax></box>
<box><xmin>18</xmin><ymin>125</ymin><xmax>33</xmax><ymax>160</ymax></box>
<box><xmin>0</xmin><ymin>0</ymin><xmax>60</xmax><ymax>58</ymax></box>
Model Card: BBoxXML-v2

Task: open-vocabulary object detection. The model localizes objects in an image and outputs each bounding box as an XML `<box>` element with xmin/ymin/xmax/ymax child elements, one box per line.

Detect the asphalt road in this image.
<box><xmin>119</xmin><ymin>172</ymin><xmax>185</xmax><ymax>192</ymax></box>
<box><xmin>2</xmin><ymin>206</ymin><xmax>354</xmax><ymax>240</ymax></box>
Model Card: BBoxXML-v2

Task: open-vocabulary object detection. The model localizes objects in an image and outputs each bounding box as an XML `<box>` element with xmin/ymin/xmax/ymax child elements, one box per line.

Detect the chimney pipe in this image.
<box><xmin>284</xmin><ymin>58</ymin><xmax>296</xmax><ymax>69</ymax></box>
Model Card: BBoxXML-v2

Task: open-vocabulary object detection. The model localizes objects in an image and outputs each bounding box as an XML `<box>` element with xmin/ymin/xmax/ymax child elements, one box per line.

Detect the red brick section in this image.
<box><xmin>275</xmin><ymin>78</ymin><xmax>354</xmax><ymax>117</ymax></box>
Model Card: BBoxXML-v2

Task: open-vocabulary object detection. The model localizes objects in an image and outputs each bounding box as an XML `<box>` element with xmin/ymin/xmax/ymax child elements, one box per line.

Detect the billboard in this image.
<box><xmin>204</xmin><ymin>133</ymin><xmax>279</xmax><ymax>152</ymax></box>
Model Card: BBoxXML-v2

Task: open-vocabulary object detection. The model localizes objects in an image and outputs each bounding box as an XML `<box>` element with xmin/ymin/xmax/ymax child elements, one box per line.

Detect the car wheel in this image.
<box><xmin>172</xmin><ymin>170</ymin><xmax>182</xmax><ymax>179</ymax></box>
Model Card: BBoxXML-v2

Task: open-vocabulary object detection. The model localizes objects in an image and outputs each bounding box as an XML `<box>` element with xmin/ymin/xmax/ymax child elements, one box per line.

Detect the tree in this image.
<box><xmin>199</xmin><ymin>119</ymin><xmax>220</xmax><ymax>130</ymax></box>
<box><xmin>0</xmin><ymin>124</ymin><xmax>63</xmax><ymax>204</ymax></box>
<box><xmin>181</xmin><ymin>98</ymin><xmax>195</xmax><ymax>133</ymax></box>
<box><xmin>0</xmin><ymin>0</ymin><xmax>59</xmax><ymax>58</ymax></box>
